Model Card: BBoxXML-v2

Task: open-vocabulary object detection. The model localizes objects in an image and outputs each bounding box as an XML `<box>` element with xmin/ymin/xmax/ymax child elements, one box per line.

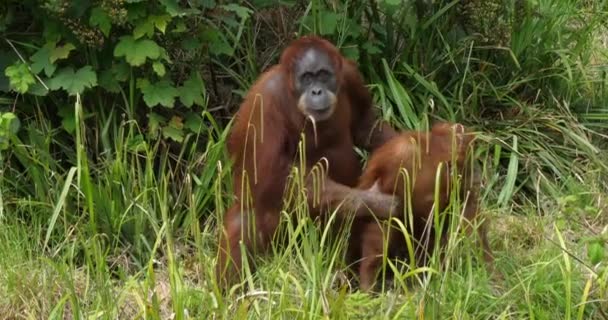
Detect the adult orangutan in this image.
<box><xmin>216</xmin><ymin>35</ymin><xmax>399</xmax><ymax>287</ymax></box>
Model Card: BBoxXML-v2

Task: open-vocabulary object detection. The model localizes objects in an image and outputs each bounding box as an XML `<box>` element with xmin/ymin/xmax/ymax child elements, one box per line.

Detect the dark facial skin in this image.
<box><xmin>294</xmin><ymin>48</ymin><xmax>338</xmax><ymax>121</ymax></box>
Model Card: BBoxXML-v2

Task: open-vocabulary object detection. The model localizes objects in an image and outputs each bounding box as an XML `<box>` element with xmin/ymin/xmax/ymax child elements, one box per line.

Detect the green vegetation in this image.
<box><xmin>1</xmin><ymin>0</ymin><xmax>607</xmax><ymax>318</ymax></box>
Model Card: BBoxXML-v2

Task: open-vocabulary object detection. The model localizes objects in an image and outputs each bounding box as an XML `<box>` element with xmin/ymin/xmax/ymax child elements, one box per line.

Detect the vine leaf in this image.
<box><xmin>184</xmin><ymin>112</ymin><xmax>203</xmax><ymax>133</ymax></box>
<box><xmin>150</xmin><ymin>15</ymin><xmax>171</xmax><ymax>33</ymax></box>
<box><xmin>98</xmin><ymin>69</ymin><xmax>121</xmax><ymax>93</ymax></box>
<box><xmin>114</xmin><ymin>36</ymin><xmax>161</xmax><ymax>66</ymax></box>
<box><xmin>152</xmin><ymin>61</ymin><xmax>166</xmax><ymax>77</ymax></box>
<box><xmin>50</xmin><ymin>43</ymin><xmax>76</xmax><ymax>63</ymax></box>
<box><xmin>162</xmin><ymin>116</ymin><xmax>184</xmax><ymax>142</ymax></box>
<box><xmin>133</xmin><ymin>20</ymin><xmax>154</xmax><ymax>39</ymax></box>
<box><xmin>134</xmin><ymin>15</ymin><xmax>171</xmax><ymax>39</ymax></box>
<box><xmin>30</xmin><ymin>44</ymin><xmax>57</xmax><ymax>77</ymax></box>
<box><xmin>178</xmin><ymin>72</ymin><xmax>205</xmax><ymax>107</ymax></box>
<box><xmin>48</xmin><ymin>66</ymin><xmax>98</xmax><ymax>95</ymax></box>
<box><xmin>90</xmin><ymin>7</ymin><xmax>112</xmax><ymax>37</ymax></box>
<box><xmin>137</xmin><ymin>78</ymin><xmax>178</xmax><ymax>108</ymax></box>
<box><xmin>5</xmin><ymin>62</ymin><xmax>36</xmax><ymax>94</ymax></box>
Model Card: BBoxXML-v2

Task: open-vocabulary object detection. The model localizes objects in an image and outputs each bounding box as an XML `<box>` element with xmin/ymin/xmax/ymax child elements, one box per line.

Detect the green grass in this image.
<box><xmin>2</xmin><ymin>0</ymin><xmax>608</xmax><ymax>319</ymax></box>
<box><xmin>1</xmin><ymin>100</ymin><xmax>606</xmax><ymax>318</ymax></box>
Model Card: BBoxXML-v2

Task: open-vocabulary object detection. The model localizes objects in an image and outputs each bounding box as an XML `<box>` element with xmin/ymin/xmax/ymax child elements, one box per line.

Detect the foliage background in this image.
<box><xmin>1</xmin><ymin>0</ymin><xmax>608</xmax><ymax>318</ymax></box>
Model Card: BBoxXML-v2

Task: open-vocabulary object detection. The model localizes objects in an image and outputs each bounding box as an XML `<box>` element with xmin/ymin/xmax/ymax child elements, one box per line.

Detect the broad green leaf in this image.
<box><xmin>319</xmin><ymin>11</ymin><xmax>338</xmax><ymax>35</ymax></box>
<box><xmin>178</xmin><ymin>72</ymin><xmax>205</xmax><ymax>107</ymax></box>
<box><xmin>113</xmin><ymin>62</ymin><xmax>131</xmax><ymax>82</ymax></box>
<box><xmin>184</xmin><ymin>112</ymin><xmax>204</xmax><ymax>133</ymax></box>
<box><xmin>362</xmin><ymin>42</ymin><xmax>382</xmax><ymax>55</ymax></box>
<box><xmin>58</xmin><ymin>104</ymin><xmax>75</xmax><ymax>133</ymax></box>
<box><xmin>172</xmin><ymin>21</ymin><xmax>187</xmax><ymax>33</ymax></box>
<box><xmin>50</xmin><ymin>43</ymin><xmax>76</xmax><ymax>63</ymax></box>
<box><xmin>162</xmin><ymin>125</ymin><xmax>184</xmax><ymax>142</ymax></box>
<box><xmin>150</xmin><ymin>15</ymin><xmax>171</xmax><ymax>33</ymax></box>
<box><xmin>136</xmin><ymin>78</ymin><xmax>150</xmax><ymax>90</ymax></box>
<box><xmin>28</xmin><ymin>82</ymin><xmax>50</xmax><ymax>96</ymax></box>
<box><xmin>152</xmin><ymin>61</ymin><xmax>166</xmax><ymax>77</ymax></box>
<box><xmin>159</xmin><ymin>0</ymin><xmax>183</xmax><ymax>16</ymax></box>
<box><xmin>48</xmin><ymin>66</ymin><xmax>98</xmax><ymax>95</ymax></box>
<box><xmin>127</xmin><ymin>134</ymin><xmax>147</xmax><ymax>153</ymax></box>
<box><xmin>5</xmin><ymin>62</ymin><xmax>35</xmax><ymax>94</ymax></box>
<box><xmin>98</xmin><ymin>69</ymin><xmax>121</xmax><ymax>93</ymax></box>
<box><xmin>201</xmin><ymin>29</ymin><xmax>232</xmax><ymax>56</ymax></box>
<box><xmin>90</xmin><ymin>7</ymin><xmax>112</xmax><ymax>37</ymax></box>
<box><xmin>139</xmin><ymin>79</ymin><xmax>178</xmax><ymax>108</ymax></box>
<box><xmin>181</xmin><ymin>37</ymin><xmax>202</xmax><ymax>51</ymax></box>
<box><xmin>133</xmin><ymin>19</ymin><xmax>154</xmax><ymax>39</ymax></box>
<box><xmin>136</xmin><ymin>15</ymin><xmax>171</xmax><ymax>37</ymax></box>
<box><xmin>221</xmin><ymin>4</ymin><xmax>253</xmax><ymax>20</ymax></box>
<box><xmin>114</xmin><ymin>36</ymin><xmax>161</xmax><ymax>66</ymax></box>
<box><xmin>168</xmin><ymin>116</ymin><xmax>184</xmax><ymax>129</ymax></box>
<box><xmin>342</xmin><ymin>47</ymin><xmax>359</xmax><ymax>61</ymax></box>
<box><xmin>162</xmin><ymin>116</ymin><xmax>185</xmax><ymax>142</ymax></box>
<box><xmin>30</xmin><ymin>44</ymin><xmax>57</xmax><ymax>77</ymax></box>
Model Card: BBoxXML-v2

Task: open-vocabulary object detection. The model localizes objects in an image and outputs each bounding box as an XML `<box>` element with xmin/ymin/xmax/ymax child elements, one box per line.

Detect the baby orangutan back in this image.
<box><xmin>352</xmin><ymin>122</ymin><xmax>494</xmax><ymax>291</ymax></box>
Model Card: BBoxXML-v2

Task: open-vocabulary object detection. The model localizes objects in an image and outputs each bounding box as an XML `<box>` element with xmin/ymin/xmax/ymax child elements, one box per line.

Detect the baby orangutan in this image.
<box><xmin>351</xmin><ymin>122</ymin><xmax>494</xmax><ymax>291</ymax></box>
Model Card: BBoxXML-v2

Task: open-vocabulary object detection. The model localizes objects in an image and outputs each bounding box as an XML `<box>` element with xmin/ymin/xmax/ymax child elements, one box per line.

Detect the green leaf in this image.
<box><xmin>162</xmin><ymin>116</ymin><xmax>185</xmax><ymax>142</ymax></box>
<box><xmin>319</xmin><ymin>11</ymin><xmax>338</xmax><ymax>35</ymax></box>
<box><xmin>30</xmin><ymin>44</ymin><xmax>57</xmax><ymax>77</ymax></box>
<box><xmin>201</xmin><ymin>29</ymin><xmax>232</xmax><ymax>56</ymax></box>
<box><xmin>113</xmin><ymin>62</ymin><xmax>131</xmax><ymax>82</ymax></box>
<box><xmin>114</xmin><ymin>36</ymin><xmax>161</xmax><ymax>66</ymax></box>
<box><xmin>172</xmin><ymin>21</ymin><xmax>187</xmax><ymax>33</ymax></box>
<box><xmin>184</xmin><ymin>112</ymin><xmax>204</xmax><ymax>133</ymax></box>
<box><xmin>139</xmin><ymin>79</ymin><xmax>178</xmax><ymax>108</ymax></box>
<box><xmin>48</xmin><ymin>66</ymin><xmax>98</xmax><ymax>95</ymax></box>
<box><xmin>90</xmin><ymin>7</ymin><xmax>112</xmax><ymax>37</ymax></box>
<box><xmin>152</xmin><ymin>61</ymin><xmax>166</xmax><ymax>77</ymax></box>
<box><xmin>159</xmin><ymin>0</ymin><xmax>183</xmax><ymax>16</ymax></box>
<box><xmin>28</xmin><ymin>82</ymin><xmax>50</xmax><ymax>96</ymax></box>
<box><xmin>50</xmin><ymin>43</ymin><xmax>76</xmax><ymax>63</ymax></box>
<box><xmin>162</xmin><ymin>125</ymin><xmax>184</xmax><ymax>142</ymax></box>
<box><xmin>98</xmin><ymin>69</ymin><xmax>121</xmax><ymax>93</ymax></box>
<box><xmin>127</xmin><ymin>134</ymin><xmax>148</xmax><ymax>153</ymax></box>
<box><xmin>5</xmin><ymin>62</ymin><xmax>36</xmax><ymax>94</ymax></box>
<box><xmin>58</xmin><ymin>104</ymin><xmax>75</xmax><ymax>134</ymax></box>
<box><xmin>362</xmin><ymin>42</ymin><xmax>382</xmax><ymax>55</ymax></box>
<box><xmin>178</xmin><ymin>72</ymin><xmax>206</xmax><ymax>107</ymax></box>
<box><xmin>133</xmin><ymin>19</ymin><xmax>154</xmax><ymax>39</ymax></box>
<box><xmin>221</xmin><ymin>4</ymin><xmax>253</xmax><ymax>20</ymax></box>
<box><xmin>150</xmin><ymin>15</ymin><xmax>171</xmax><ymax>33</ymax></box>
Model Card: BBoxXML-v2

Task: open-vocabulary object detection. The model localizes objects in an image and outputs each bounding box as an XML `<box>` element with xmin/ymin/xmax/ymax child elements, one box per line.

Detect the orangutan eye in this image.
<box><xmin>301</xmin><ymin>72</ymin><xmax>313</xmax><ymax>84</ymax></box>
<box><xmin>317</xmin><ymin>69</ymin><xmax>330</xmax><ymax>80</ymax></box>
